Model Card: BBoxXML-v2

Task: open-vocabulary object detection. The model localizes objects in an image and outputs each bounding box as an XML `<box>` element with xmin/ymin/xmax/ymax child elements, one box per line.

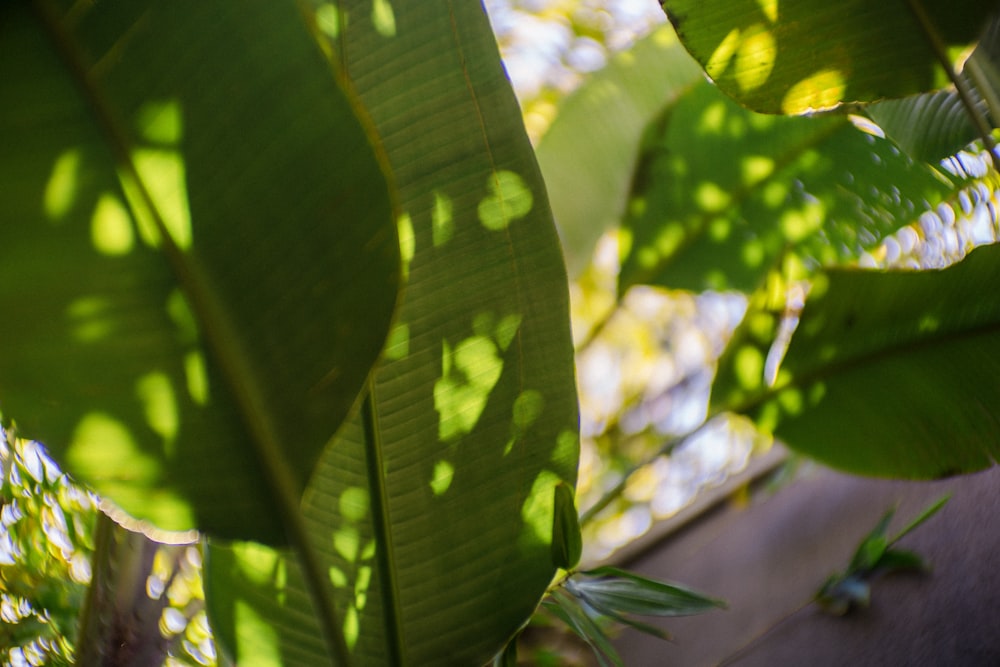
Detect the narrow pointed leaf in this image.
<box><xmin>891</xmin><ymin>495</ymin><xmax>950</xmax><ymax>543</ymax></box>
<box><xmin>209</xmin><ymin>2</ymin><xmax>580</xmax><ymax>665</ymax></box>
<box><xmin>576</xmin><ymin>566</ymin><xmax>727</xmax><ymax>617</ymax></box>
<box><xmin>662</xmin><ymin>0</ymin><xmax>996</xmax><ymax>114</ymax></box>
<box><xmin>545</xmin><ymin>590</ymin><xmax>623</xmax><ymax>667</ymax></box>
<box><xmin>0</xmin><ymin>0</ymin><xmax>398</xmax><ymax>542</ymax></box>
<box><xmin>534</xmin><ymin>25</ymin><xmax>704</xmax><ymax>274</ymax></box>
<box><xmin>552</xmin><ymin>480</ymin><xmax>583</xmax><ymax>571</ymax></box>
<box><xmin>724</xmin><ymin>241</ymin><xmax>1000</xmax><ymax>478</ymax></box>
<box><xmin>619</xmin><ymin>81</ymin><xmax>960</xmax><ymax>294</ymax></box>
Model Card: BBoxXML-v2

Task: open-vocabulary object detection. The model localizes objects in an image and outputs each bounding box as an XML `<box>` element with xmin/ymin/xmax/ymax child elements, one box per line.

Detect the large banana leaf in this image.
<box><xmin>712</xmin><ymin>240</ymin><xmax>1000</xmax><ymax>478</ymax></box>
<box><xmin>0</xmin><ymin>0</ymin><xmax>399</xmax><ymax>544</ymax></box>
<box><xmin>618</xmin><ymin>80</ymin><xmax>962</xmax><ymax>294</ymax></box>
<box><xmin>661</xmin><ymin>0</ymin><xmax>996</xmax><ymax>114</ymax></box>
<box><xmin>534</xmin><ymin>25</ymin><xmax>704</xmax><ymax>275</ymax></box>
<box><xmin>867</xmin><ymin>16</ymin><xmax>1000</xmax><ymax>162</ymax></box>
<box><xmin>207</xmin><ymin>1</ymin><xmax>580</xmax><ymax>665</ymax></box>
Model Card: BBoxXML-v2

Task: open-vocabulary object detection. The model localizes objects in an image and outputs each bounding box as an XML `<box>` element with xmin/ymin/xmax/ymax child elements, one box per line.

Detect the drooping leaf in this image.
<box><xmin>661</xmin><ymin>0</ymin><xmax>996</xmax><ymax>114</ymax></box>
<box><xmin>543</xmin><ymin>589</ymin><xmax>623</xmax><ymax>667</ymax></box>
<box><xmin>619</xmin><ymin>80</ymin><xmax>962</xmax><ymax>294</ymax></box>
<box><xmin>720</xmin><ymin>241</ymin><xmax>1000</xmax><ymax>478</ymax></box>
<box><xmin>208</xmin><ymin>1</ymin><xmax>580</xmax><ymax>665</ymax></box>
<box><xmin>575</xmin><ymin>566</ymin><xmax>727</xmax><ymax>617</ymax></box>
<box><xmin>0</xmin><ymin>0</ymin><xmax>398</xmax><ymax>544</ymax></box>
<box><xmin>534</xmin><ymin>24</ymin><xmax>704</xmax><ymax>275</ymax></box>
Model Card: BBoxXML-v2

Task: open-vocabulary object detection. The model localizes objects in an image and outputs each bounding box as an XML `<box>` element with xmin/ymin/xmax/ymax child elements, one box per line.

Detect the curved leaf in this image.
<box><xmin>0</xmin><ymin>0</ymin><xmax>398</xmax><ymax>543</ymax></box>
<box><xmin>662</xmin><ymin>0</ymin><xmax>995</xmax><ymax>114</ymax></box>
<box><xmin>619</xmin><ymin>81</ymin><xmax>961</xmax><ymax>294</ymax></box>
<box><xmin>208</xmin><ymin>1</ymin><xmax>580</xmax><ymax>665</ymax></box>
<box><xmin>719</xmin><ymin>240</ymin><xmax>1000</xmax><ymax>478</ymax></box>
<box><xmin>534</xmin><ymin>25</ymin><xmax>704</xmax><ymax>275</ymax></box>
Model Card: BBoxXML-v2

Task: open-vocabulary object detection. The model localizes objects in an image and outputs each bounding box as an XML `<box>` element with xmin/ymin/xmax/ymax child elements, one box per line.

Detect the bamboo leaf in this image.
<box><xmin>576</xmin><ymin>566</ymin><xmax>727</xmax><ymax>617</ymax></box>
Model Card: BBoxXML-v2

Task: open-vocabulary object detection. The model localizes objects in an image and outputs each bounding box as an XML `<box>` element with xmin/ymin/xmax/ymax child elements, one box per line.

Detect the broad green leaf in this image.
<box><xmin>0</xmin><ymin>1</ymin><xmax>398</xmax><ymax>543</ymax></box>
<box><xmin>576</xmin><ymin>566</ymin><xmax>726</xmax><ymax>617</ymax></box>
<box><xmin>552</xmin><ymin>480</ymin><xmax>583</xmax><ymax>571</ymax></box>
<box><xmin>661</xmin><ymin>0</ymin><xmax>996</xmax><ymax>114</ymax></box>
<box><xmin>721</xmin><ymin>241</ymin><xmax>1000</xmax><ymax>478</ymax></box>
<box><xmin>619</xmin><ymin>81</ymin><xmax>960</xmax><ymax>294</ymax></box>
<box><xmin>209</xmin><ymin>1</ymin><xmax>580</xmax><ymax>665</ymax></box>
<box><xmin>867</xmin><ymin>18</ymin><xmax>1000</xmax><ymax>162</ymax></box>
<box><xmin>534</xmin><ymin>25</ymin><xmax>704</xmax><ymax>275</ymax></box>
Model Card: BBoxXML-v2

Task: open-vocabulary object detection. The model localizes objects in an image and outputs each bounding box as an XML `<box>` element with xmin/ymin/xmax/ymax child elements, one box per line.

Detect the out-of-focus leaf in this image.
<box><xmin>208</xmin><ymin>1</ymin><xmax>580</xmax><ymax>665</ymax></box>
<box><xmin>816</xmin><ymin>497</ymin><xmax>945</xmax><ymax>615</ymax></box>
<box><xmin>0</xmin><ymin>0</ymin><xmax>399</xmax><ymax>543</ymax></box>
<box><xmin>575</xmin><ymin>566</ymin><xmax>727</xmax><ymax>617</ymax></box>
<box><xmin>848</xmin><ymin>511</ymin><xmax>892</xmax><ymax>572</ymax></box>
<box><xmin>552</xmin><ymin>481</ymin><xmax>582</xmax><ymax>570</ymax></box>
<box><xmin>619</xmin><ymin>81</ymin><xmax>961</xmax><ymax>294</ymax></box>
<box><xmin>876</xmin><ymin>549</ymin><xmax>929</xmax><ymax>573</ymax></box>
<box><xmin>661</xmin><ymin>0</ymin><xmax>996</xmax><ymax>114</ymax></box>
<box><xmin>894</xmin><ymin>494</ymin><xmax>950</xmax><ymax>539</ymax></box>
<box><xmin>719</xmin><ymin>241</ymin><xmax>1000</xmax><ymax>478</ymax></box>
<box><xmin>535</xmin><ymin>25</ymin><xmax>704</xmax><ymax>275</ymax></box>
<box><xmin>817</xmin><ymin>575</ymin><xmax>870</xmax><ymax>615</ymax></box>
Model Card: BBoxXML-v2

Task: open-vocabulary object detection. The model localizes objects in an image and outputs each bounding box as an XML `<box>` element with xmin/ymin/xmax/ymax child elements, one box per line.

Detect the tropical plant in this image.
<box><xmin>2</xmin><ymin>0</ymin><xmax>1000</xmax><ymax>665</ymax></box>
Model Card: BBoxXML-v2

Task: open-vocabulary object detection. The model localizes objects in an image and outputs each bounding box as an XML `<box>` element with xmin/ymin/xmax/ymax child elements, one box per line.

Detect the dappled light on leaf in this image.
<box><xmin>478</xmin><ymin>170</ymin><xmax>534</xmax><ymax>231</ymax></box>
<box><xmin>663</xmin><ymin>0</ymin><xmax>995</xmax><ymax>114</ymax></box>
<box><xmin>619</xmin><ymin>80</ymin><xmax>965</xmax><ymax>294</ymax></box>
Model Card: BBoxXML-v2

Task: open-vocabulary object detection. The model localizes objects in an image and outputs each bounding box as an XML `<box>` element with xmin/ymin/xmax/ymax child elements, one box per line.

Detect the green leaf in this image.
<box><xmin>552</xmin><ymin>481</ymin><xmax>583</xmax><ymax>571</ymax></box>
<box><xmin>208</xmin><ymin>2</ymin><xmax>580</xmax><ymax>665</ymax></box>
<box><xmin>722</xmin><ymin>241</ymin><xmax>1000</xmax><ymax>478</ymax></box>
<box><xmin>0</xmin><ymin>0</ymin><xmax>398</xmax><ymax>543</ymax></box>
<box><xmin>867</xmin><ymin>19</ymin><xmax>1000</xmax><ymax>162</ymax></box>
<box><xmin>544</xmin><ymin>589</ymin><xmax>623</xmax><ymax>667</ymax></box>
<box><xmin>876</xmin><ymin>549</ymin><xmax>929</xmax><ymax>573</ymax></box>
<box><xmin>492</xmin><ymin>637</ymin><xmax>518</xmax><ymax>667</ymax></box>
<box><xmin>661</xmin><ymin>0</ymin><xmax>996</xmax><ymax>114</ymax></box>
<box><xmin>891</xmin><ymin>494</ymin><xmax>950</xmax><ymax>543</ymax></box>
<box><xmin>576</xmin><ymin>566</ymin><xmax>727</xmax><ymax>617</ymax></box>
<box><xmin>619</xmin><ymin>81</ymin><xmax>961</xmax><ymax>294</ymax></box>
<box><xmin>534</xmin><ymin>25</ymin><xmax>704</xmax><ymax>275</ymax></box>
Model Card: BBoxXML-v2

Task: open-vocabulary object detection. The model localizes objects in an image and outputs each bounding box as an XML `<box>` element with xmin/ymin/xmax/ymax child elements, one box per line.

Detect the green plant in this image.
<box><xmin>2</xmin><ymin>0</ymin><xmax>999</xmax><ymax>664</ymax></box>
